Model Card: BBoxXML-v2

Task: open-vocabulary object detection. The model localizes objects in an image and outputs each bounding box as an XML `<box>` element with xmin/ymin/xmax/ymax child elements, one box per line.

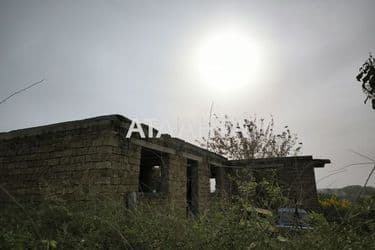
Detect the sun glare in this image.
<box><xmin>194</xmin><ymin>29</ymin><xmax>262</xmax><ymax>92</ymax></box>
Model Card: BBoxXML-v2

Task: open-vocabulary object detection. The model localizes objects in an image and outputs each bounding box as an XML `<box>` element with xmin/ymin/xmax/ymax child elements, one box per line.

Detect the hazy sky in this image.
<box><xmin>1</xmin><ymin>0</ymin><xmax>374</xmax><ymax>188</ymax></box>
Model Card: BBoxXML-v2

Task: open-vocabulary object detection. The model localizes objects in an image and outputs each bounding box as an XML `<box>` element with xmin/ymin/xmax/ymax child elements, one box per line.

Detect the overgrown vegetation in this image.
<box><xmin>1</xmin><ymin>182</ymin><xmax>374</xmax><ymax>249</ymax></box>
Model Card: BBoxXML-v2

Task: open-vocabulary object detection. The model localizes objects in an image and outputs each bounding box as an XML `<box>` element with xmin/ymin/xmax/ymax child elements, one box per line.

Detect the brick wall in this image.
<box><xmin>0</xmin><ymin>117</ymin><xmax>137</xmax><ymax>204</ymax></box>
<box><xmin>278</xmin><ymin>159</ymin><xmax>321</xmax><ymax>209</ymax></box>
<box><xmin>197</xmin><ymin>158</ymin><xmax>210</xmax><ymax>211</ymax></box>
<box><xmin>168</xmin><ymin>153</ymin><xmax>187</xmax><ymax>210</ymax></box>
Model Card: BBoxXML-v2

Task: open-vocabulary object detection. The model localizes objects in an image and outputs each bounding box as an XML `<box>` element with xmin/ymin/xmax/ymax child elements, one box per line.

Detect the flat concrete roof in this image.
<box><xmin>0</xmin><ymin>114</ymin><xmax>330</xmax><ymax>169</ymax></box>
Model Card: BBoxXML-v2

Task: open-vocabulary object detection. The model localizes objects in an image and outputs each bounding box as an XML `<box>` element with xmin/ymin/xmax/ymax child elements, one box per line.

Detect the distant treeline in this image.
<box><xmin>319</xmin><ymin>185</ymin><xmax>375</xmax><ymax>201</ymax></box>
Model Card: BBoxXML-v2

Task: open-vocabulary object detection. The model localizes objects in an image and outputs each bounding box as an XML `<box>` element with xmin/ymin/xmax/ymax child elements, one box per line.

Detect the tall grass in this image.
<box><xmin>0</xmin><ymin>193</ymin><xmax>374</xmax><ymax>249</ymax></box>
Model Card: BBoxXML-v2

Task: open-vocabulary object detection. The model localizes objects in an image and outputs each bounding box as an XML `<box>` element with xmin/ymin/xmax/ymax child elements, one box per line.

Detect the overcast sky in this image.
<box><xmin>1</xmin><ymin>0</ymin><xmax>374</xmax><ymax>188</ymax></box>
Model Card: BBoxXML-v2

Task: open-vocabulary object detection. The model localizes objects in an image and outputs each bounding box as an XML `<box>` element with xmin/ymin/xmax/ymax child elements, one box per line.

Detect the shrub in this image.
<box><xmin>319</xmin><ymin>195</ymin><xmax>352</xmax><ymax>222</ymax></box>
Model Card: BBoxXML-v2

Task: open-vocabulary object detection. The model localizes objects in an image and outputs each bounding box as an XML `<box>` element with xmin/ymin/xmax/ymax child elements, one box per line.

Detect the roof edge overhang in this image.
<box><xmin>0</xmin><ymin>114</ymin><xmax>331</xmax><ymax>169</ymax></box>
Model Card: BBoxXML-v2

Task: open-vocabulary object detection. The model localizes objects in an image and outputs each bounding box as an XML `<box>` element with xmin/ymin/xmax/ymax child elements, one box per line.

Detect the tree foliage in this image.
<box><xmin>356</xmin><ymin>54</ymin><xmax>375</xmax><ymax>109</ymax></box>
<box><xmin>201</xmin><ymin>114</ymin><xmax>302</xmax><ymax>160</ymax></box>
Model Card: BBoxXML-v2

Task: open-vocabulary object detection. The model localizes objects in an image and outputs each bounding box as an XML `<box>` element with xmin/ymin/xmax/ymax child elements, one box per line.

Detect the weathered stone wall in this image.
<box><xmin>168</xmin><ymin>153</ymin><xmax>187</xmax><ymax>210</ymax></box>
<box><xmin>197</xmin><ymin>158</ymin><xmax>210</xmax><ymax>211</ymax></box>
<box><xmin>0</xmin><ymin>116</ymin><xmax>137</xmax><ymax>204</ymax></box>
<box><xmin>0</xmin><ymin>115</ymin><xmax>327</xmax><ymax>212</ymax></box>
<box><xmin>278</xmin><ymin>159</ymin><xmax>321</xmax><ymax>209</ymax></box>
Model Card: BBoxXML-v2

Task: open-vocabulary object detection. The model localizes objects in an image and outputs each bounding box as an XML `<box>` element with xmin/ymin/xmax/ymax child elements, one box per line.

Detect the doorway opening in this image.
<box><xmin>138</xmin><ymin>147</ymin><xmax>167</xmax><ymax>194</ymax></box>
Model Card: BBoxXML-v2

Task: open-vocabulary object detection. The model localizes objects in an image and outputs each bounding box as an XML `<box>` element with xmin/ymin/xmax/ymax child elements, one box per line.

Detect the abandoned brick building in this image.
<box><xmin>0</xmin><ymin>115</ymin><xmax>330</xmax><ymax>211</ymax></box>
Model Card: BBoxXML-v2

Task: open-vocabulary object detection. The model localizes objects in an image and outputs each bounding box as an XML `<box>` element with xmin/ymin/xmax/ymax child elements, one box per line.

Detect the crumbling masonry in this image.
<box><xmin>0</xmin><ymin>115</ymin><xmax>330</xmax><ymax>211</ymax></box>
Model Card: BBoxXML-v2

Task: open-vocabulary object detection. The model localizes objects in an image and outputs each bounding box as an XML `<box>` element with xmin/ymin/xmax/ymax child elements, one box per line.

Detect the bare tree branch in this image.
<box><xmin>0</xmin><ymin>79</ymin><xmax>46</xmax><ymax>105</ymax></box>
<box><xmin>346</xmin><ymin>150</ymin><xmax>375</xmax><ymax>201</ymax></box>
<box><xmin>348</xmin><ymin>149</ymin><xmax>375</xmax><ymax>162</ymax></box>
<box><xmin>335</xmin><ymin>162</ymin><xmax>374</xmax><ymax>171</ymax></box>
<box><xmin>317</xmin><ymin>169</ymin><xmax>348</xmax><ymax>183</ymax></box>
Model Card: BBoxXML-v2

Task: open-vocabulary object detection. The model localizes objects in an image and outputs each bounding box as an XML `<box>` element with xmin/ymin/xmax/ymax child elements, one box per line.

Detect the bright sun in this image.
<box><xmin>194</xmin><ymin>29</ymin><xmax>262</xmax><ymax>92</ymax></box>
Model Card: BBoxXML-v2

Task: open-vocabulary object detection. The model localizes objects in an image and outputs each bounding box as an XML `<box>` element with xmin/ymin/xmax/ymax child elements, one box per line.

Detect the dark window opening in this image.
<box><xmin>138</xmin><ymin>147</ymin><xmax>167</xmax><ymax>194</ymax></box>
